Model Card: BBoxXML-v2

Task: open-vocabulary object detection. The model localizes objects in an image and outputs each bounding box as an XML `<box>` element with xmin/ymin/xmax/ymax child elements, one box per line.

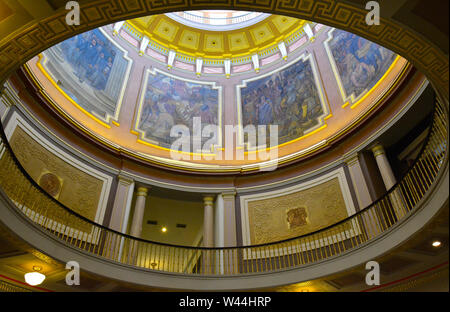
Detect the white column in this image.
<box><xmin>214</xmin><ymin>195</ymin><xmax>224</xmax><ymax>275</ymax></box>
<box><xmin>251</xmin><ymin>54</ymin><xmax>260</xmax><ymax>73</ymax></box>
<box><xmin>203</xmin><ymin>195</ymin><xmax>215</xmax><ymax>247</ymax></box>
<box><xmin>109</xmin><ymin>174</ymin><xmax>135</xmax><ymax>263</ymax></box>
<box><xmin>130</xmin><ymin>186</ymin><xmax>149</xmax><ymax>238</ymax></box>
<box><xmin>167</xmin><ymin>50</ymin><xmax>176</xmax><ymax>70</ymax></box>
<box><xmin>109</xmin><ymin>175</ymin><xmax>135</xmax><ymax>233</ymax></box>
<box><xmin>222</xmin><ymin>192</ymin><xmax>237</xmax><ymax>275</ymax></box>
<box><xmin>371</xmin><ymin>144</ymin><xmax>396</xmax><ymax>189</ymax></box>
<box><xmin>371</xmin><ymin>143</ymin><xmax>406</xmax><ymax>219</ymax></box>
<box><xmin>345</xmin><ymin>154</ymin><xmax>372</xmax><ymax>209</ymax></box>
<box><xmin>196</xmin><ymin>58</ymin><xmax>203</xmax><ymax>77</ymax></box>
<box><xmin>202</xmin><ymin>195</ymin><xmax>215</xmax><ymax>274</ymax></box>
<box><xmin>345</xmin><ymin>154</ymin><xmax>380</xmax><ymax>238</ymax></box>
<box><xmin>212</xmin><ymin>192</ymin><xmax>237</xmax><ymax>274</ymax></box>
<box><xmin>139</xmin><ymin>36</ymin><xmax>150</xmax><ymax>56</ymax></box>
<box><xmin>112</xmin><ymin>21</ymin><xmax>125</xmax><ymax>36</ymax></box>
<box><xmin>304</xmin><ymin>23</ymin><xmax>315</xmax><ymax>42</ymax></box>
<box><xmin>224</xmin><ymin>59</ymin><xmax>231</xmax><ymax>78</ymax></box>
<box><xmin>221</xmin><ymin>192</ymin><xmax>237</xmax><ymax>247</ymax></box>
<box><xmin>214</xmin><ymin>195</ymin><xmax>224</xmax><ymax>248</ymax></box>
<box><xmin>278</xmin><ymin>41</ymin><xmax>288</xmax><ymax>61</ymax></box>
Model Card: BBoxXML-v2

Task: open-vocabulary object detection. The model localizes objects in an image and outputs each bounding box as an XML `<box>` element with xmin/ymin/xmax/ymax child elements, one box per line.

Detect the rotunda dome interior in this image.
<box><xmin>23</xmin><ymin>10</ymin><xmax>408</xmax><ymax>172</ymax></box>
<box><xmin>0</xmin><ymin>2</ymin><xmax>447</xmax><ymax>293</ymax></box>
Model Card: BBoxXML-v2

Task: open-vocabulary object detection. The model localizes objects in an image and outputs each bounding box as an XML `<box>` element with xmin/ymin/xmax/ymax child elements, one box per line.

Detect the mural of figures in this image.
<box><xmin>137</xmin><ymin>71</ymin><xmax>220</xmax><ymax>149</ymax></box>
<box><xmin>240</xmin><ymin>57</ymin><xmax>324</xmax><ymax>145</ymax></box>
<box><xmin>59</xmin><ymin>29</ymin><xmax>117</xmax><ymax>90</ymax></box>
<box><xmin>42</xmin><ymin>28</ymin><xmax>130</xmax><ymax>121</ymax></box>
<box><xmin>327</xmin><ymin>29</ymin><xmax>397</xmax><ymax>101</ymax></box>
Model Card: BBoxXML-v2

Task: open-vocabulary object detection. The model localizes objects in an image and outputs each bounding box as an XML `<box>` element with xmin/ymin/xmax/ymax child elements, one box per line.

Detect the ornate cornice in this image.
<box><xmin>0</xmin><ymin>0</ymin><xmax>447</xmax><ymax>100</ymax></box>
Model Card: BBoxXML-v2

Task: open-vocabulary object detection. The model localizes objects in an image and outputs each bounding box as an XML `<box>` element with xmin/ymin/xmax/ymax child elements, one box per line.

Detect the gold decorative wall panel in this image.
<box><xmin>8</xmin><ymin>126</ymin><xmax>103</xmax><ymax>223</ymax></box>
<box><xmin>247</xmin><ymin>177</ymin><xmax>348</xmax><ymax>244</ymax></box>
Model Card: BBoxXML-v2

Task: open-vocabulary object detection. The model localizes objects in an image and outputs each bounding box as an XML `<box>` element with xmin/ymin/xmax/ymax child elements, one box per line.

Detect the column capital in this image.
<box><xmin>136</xmin><ymin>186</ymin><xmax>149</xmax><ymax>197</ymax></box>
<box><xmin>221</xmin><ymin>191</ymin><xmax>236</xmax><ymax>200</ymax></box>
<box><xmin>371</xmin><ymin>143</ymin><xmax>385</xmax><ymax>157</ymax></box>
<box><xmin>344</xmin><ymin>153</ymin><xmax>360</xmax><ymax>167</ymax></box>
<box><xmin>203</xmin><ymin>195</ymin><xmax>215</xmax><ymax>205</ymax></box>
<box><xmin>117</xmin><ymin>174</ymin><xmax>134</xmax><ymax>185</ymax></box>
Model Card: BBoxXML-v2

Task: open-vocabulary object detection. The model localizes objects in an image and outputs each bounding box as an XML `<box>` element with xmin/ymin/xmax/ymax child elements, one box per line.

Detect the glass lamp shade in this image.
<box><xmin>24</xmin><ymin>271</ymin><xmax>46</xmax><ymax>286</ymax></box>
<box><xmin>432</xmin><ymin>241</ymin><xmax>442</xmax><ymax>247</ymax></box>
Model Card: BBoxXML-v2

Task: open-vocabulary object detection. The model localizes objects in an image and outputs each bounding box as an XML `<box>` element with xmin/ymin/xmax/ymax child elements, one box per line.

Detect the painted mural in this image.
<box><xmin>42</xmin><ymin>28</ymin><xmax>130</xmax><ymax>122</ymax></box>
<box><xmin>59</xmin><ymin>29</ymin><xmax>117</xmax><ymax>90</ymax></box>
<box><xmin>137</xmin><ymin>71</ymin><xmax>220</xmax><ymax>149</ymax></box>
<box><xmin>240</xmin><ymin>56</ymin><xmax>325</xmax><ymax>145</ymax></box>
<box><xmin>326</xmin><ymin>29</ymin><xmax>397</xmax><ymax>102</ymax></box>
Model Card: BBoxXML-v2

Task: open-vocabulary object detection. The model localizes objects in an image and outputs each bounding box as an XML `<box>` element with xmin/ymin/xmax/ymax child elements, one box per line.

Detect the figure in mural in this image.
<box><xmin>328</xmin><ymin>29</ymin><xmax>396</xmax><ymax>100</ymax></box>
<box><xmin>240</xmin><ymin>58</ymin><xmax>324</xmax><ymax>145</ymax></box>
<box><xmin>58</xmin><ymin>29</ymin><xmax>118</xmax><ymax>91</ymax></box>
<box><xmin>138</xmin><ymin>72</ymin><xmax>219</xmax><ymax>149</ymax></box>
<box><xmin>43</xmin><ymin>28</ymin><xmax>128</xmax><ymax>121</ymax></box>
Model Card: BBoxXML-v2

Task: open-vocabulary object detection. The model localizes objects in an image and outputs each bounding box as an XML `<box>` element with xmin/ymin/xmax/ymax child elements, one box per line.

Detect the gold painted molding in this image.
<box><xmin>126</xmin><ymin>14</ymin><xmax>307</xmax><ymax>59</ymax></box>
<box><xmin>136</xmin><ymin>186</ymin><xmax>149</xmax><ymax>197</ymax></box>
<box><xmin>371</xmin><ymin>143</ymin><xmax>385</xmax><ymax>157</ymax></box>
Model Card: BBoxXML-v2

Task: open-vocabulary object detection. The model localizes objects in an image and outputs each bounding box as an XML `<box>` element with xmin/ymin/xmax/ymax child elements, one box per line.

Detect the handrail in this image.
<box><xmin>0</xmin><ymin>279</ymin><xmax>32</xmax><ymax>292</ymax></box>
<box><xmin>170</xmin><ymin>11</ymin><xmax>264</xmax><ymax>23</ymax></box>
<box><xmin>181</xmin><ymin>11</ymin><xmax>260</xmax><ymax>21</ymax></box>
<box><xmin>0</xmin><ymin>98</ymin><xmax>448</xmax><ymax>275</ymax></box>
<box><xmin>164</xmin><ymin>11</ymin><xmax>270</xmax><ymax>31</ymax></box>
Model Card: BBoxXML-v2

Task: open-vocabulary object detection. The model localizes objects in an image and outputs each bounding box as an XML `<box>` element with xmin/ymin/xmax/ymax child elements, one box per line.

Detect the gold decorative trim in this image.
<box><xmin>127</xmin><ymin>15</ymin><xmax>308</xmax><ymax>60</ymax></box>
<box><xmin>371</xmin><ymin>144</ymin><xmax>385</xmax><ymax>157</ymax></box>
<box><xmin>0</xmin><ymin>0</ymin><xmax>438</xmax><ymax>174</ymax></box>
<box><xmin>136</xmin><ymin>186</ymin><xmax>149</xmax><ymax>197</ymax></box>
<box><xmin>0</xmin><ymin>0</ymin><xmax>447</xmax><ymax>97</ymax></box>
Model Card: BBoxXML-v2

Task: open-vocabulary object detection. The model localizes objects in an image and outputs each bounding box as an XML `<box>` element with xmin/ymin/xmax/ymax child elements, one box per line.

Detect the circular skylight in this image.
<box><xmin>165</xmin><ymin>10</ymin><xmax>270</xmax><ymax>31</ymax></box>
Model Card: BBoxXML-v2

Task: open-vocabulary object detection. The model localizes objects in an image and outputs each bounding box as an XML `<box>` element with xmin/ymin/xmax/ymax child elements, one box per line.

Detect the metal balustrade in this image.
<box><xmin>170</xmin><ymin>11</ymin><xmax>264</xmax><ymax>25</ymax></box>
<box><xmin>0</xmin><ymin>99</ymin><xmax>447</xmax><ymax>276</ymax></box>
<box><xmin>0</xmin><ymin>279</ymin><xmax>32</xmax><ymax>292</ymax></box>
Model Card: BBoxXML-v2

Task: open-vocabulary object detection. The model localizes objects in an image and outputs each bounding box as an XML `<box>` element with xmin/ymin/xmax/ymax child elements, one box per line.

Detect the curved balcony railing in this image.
<box><xmin>167</xmin><ymin>11</ymin><xmax>265</xmax><ymax>25</ymax></box>
<box><xmin>0</xmin><ymin>279</ymin><xmax>32</xmax><ymax>292</ymax></box>
<box><xmin>0</xmin><ymin>99</ymin><xmax>448</xmax><ymax>276</ymax></box>
<box><xmin>165</xmin><ymin>11</ymin><xmax>270</xmax><ymax>30</ymax></box>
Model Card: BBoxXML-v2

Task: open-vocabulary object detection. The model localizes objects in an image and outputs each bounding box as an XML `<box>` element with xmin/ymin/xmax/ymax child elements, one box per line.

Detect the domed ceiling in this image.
<box><xmin>24</xmin><ymin>11</ymin><xmax>409</xmax><ymax>173</ymax></box>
